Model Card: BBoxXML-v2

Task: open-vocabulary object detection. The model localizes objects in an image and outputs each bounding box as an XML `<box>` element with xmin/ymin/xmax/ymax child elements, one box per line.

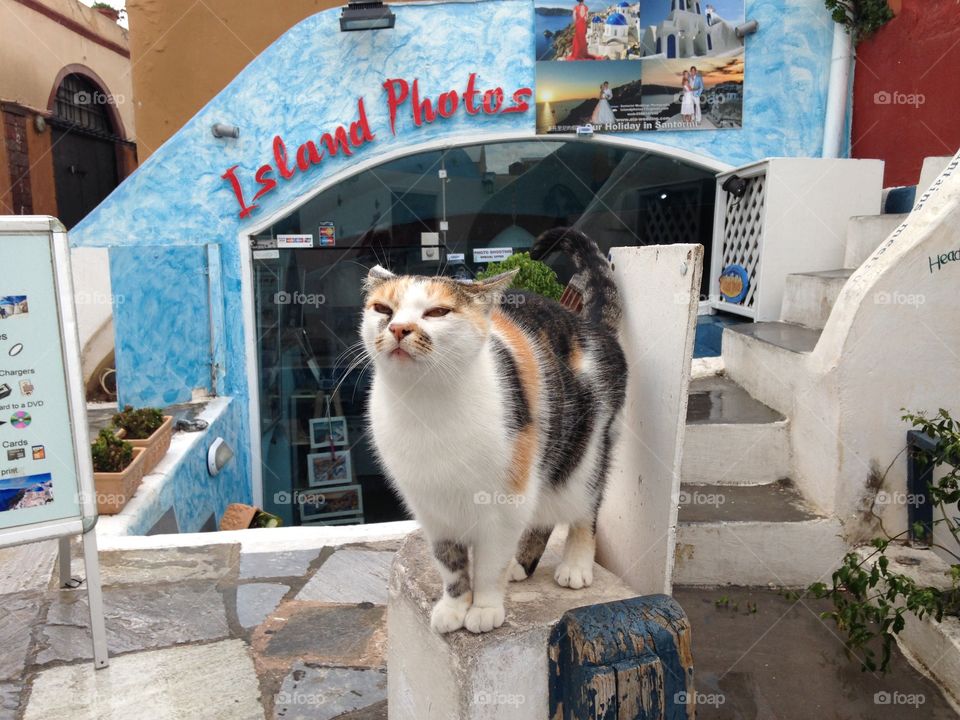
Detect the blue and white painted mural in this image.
<box><xmin>69</xmin><ymin>0</ymin><xmax>844</xmax><ymax>526</ymax></box>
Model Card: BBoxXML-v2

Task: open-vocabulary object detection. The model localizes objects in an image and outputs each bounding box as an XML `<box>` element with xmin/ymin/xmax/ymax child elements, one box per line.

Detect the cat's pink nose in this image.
<box><xmin>389</xmin><ymin>323</ymin><xmax>415</xmax><ymax>342</ymax></box>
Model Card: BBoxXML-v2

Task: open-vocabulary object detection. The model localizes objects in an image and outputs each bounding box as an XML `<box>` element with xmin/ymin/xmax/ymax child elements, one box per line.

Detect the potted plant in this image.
<box><xmin>111</xmin><ymin>406</ymin><xmax>174</xmax><ymax>475</ymax></box>
<box><xmin>475</xmin><ymin>252</ymin><xmax>565</xmax><ymax>300</ymax></box>
<box><xmin>91</xmin><ymin>429</ymin><xmax>146</xmax><ymax>515</ymax></box>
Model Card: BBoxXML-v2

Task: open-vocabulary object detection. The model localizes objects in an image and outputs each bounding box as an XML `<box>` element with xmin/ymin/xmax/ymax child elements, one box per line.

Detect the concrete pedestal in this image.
<box><xmin>387</xmin><ymin>530</ymin><xmax>693</xmax><ymax>720</ymax></box>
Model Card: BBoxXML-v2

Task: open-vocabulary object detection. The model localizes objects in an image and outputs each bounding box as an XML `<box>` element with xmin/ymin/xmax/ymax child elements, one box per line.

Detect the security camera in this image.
<box><xmin>735</xmin><ymin>19</ymin><xmax>759</xmax><ymax>38</ymax></box>
<box><xmin>721</xmin><ymin>174</ymin><xmax>748</xmax><ymax>199</ymax></box>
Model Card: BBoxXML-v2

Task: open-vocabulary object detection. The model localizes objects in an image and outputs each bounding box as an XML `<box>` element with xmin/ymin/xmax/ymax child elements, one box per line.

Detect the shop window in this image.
<box><xmin>250</xmin><ymin>139</ymin><xmax>716</xmax><ymax>526</ymax></box>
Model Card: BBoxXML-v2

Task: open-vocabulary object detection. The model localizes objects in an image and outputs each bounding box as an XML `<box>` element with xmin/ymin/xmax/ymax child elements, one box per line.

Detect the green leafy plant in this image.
<box><xmin>91</xmin><ymin>2</ymin><xmax>115</xmax><ymax>9</ymax></box>
<box><xmin>476</xmin><ymin>252</ymin><xmax>564</xmax><ymax>301</ymax></box>
<box><xmin>824</xmin><ymin>0</ymin><xmax>894</xmax><ymax>42</ymax></box>
<box><xmin>91</xmin><ymin>428</ymin><xmax>134</xmax><ymax>473</ymax></box>
<box><xmin>112</xmin><ymin>405</ymin><xmax>165</xmax><ymax>440</ymax></box>
<box><xmin>808</xmin><ymin>408</ymin><xmax>960</xmax><ymax>672</ymax></box>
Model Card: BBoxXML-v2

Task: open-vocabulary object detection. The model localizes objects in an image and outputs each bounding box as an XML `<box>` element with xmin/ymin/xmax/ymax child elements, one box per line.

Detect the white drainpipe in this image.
<box><xmin>822</xmin><ymin>20</ymin><xmax>854</xmax><ymax>158</ymax></box>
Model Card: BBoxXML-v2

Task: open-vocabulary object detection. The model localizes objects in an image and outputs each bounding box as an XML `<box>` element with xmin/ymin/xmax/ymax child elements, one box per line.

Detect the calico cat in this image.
<box><xmin>362</xmin><ymin>228</ymin><xmax>627</xmax><ymax>634</ymax></box>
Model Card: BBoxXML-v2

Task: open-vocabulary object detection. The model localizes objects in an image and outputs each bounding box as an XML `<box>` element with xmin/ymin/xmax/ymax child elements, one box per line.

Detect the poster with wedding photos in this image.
<box><xmin>535</xmin><ymin>0</ymin><xmax>745</xmax><ymax>134</ymax></box>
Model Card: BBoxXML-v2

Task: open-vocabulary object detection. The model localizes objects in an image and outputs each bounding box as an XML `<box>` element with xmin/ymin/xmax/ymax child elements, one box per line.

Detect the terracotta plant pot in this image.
<box><xmin>124</xmin><ymin>415</ymin><xmax>174</xmax><ymax>476</ymax></box>
<box><xmin>94</xmin><ymin>447</ymin><xmax>146</xmax><ymax>515</ymax></box>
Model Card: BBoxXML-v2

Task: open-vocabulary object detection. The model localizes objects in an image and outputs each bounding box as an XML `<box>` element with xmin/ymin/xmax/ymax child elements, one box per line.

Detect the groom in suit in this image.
<box><xmin>690</xmin><ymin>66</ymin><xmax>704</xmax><ymax>125</ymax></box>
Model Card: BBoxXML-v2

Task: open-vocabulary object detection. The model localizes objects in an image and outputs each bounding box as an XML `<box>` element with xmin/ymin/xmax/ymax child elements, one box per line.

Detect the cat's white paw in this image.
<box><xmin>554</xmin><ymin>561</ymin><xmax>593</xmax><ymax>589</ymax></box>
<box><xmin>507</xmin><ymin>558</ymin><xmax>528</xmax><ymax>582</ymax></box>
<box><xmin>431</xmin><ymin>598</ymin><xmax>469</xmax><ymax>634</ymax></box>
<box><xmin>464</xmin><ymin>604</ymin><xmax>505</xmax><ymax>633</ymax></box>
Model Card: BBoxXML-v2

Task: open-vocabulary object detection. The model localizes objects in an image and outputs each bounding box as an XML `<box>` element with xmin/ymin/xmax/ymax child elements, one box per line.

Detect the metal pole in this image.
<box><xmin>82</xmin><ymin>527</ymin><xmax>109</xmax><ymax>668</ymax></box>
<box><xmin>58</xmin><ymin>536</ymin><xmax>72</xmax><ymax>587</ymax></box>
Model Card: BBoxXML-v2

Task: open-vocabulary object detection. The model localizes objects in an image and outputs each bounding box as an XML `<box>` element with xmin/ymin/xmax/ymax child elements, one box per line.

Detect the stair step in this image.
<box><xmin>674</xmin><ymin>480</ymin><xmax>846</xmax><ymax>586</ymax></box>
<box><xmin>845</xmin><ymin>213</ymin><xmax>907</xmax><ymax>268</ymax></box>
<box><xmin>678</xmin><ymin>480</ymin><xmax>815</xmax><ymax>523</ymax></box>
<box><xmin>721</xmin><ymin>322</ymin><xmax>820</xmax><ymax>416</ymax></box>
<box><xmin>780</xmin><ymin>268</ymin><xmax>853</xmax><ymax>330</ymax></box>
<box><xmin>916</xmin><ymin>156</ymin><xmax>954</xmax><ymax>206</ymax></box>
<box><xmin>683</xmin><ymin>376</ymin><xmax>791</xmax><ymax>485</ymax></box>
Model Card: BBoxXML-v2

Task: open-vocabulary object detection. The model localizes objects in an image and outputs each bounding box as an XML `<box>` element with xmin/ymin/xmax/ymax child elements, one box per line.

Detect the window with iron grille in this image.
<box><xmin>52</xmin><ymin>74</ymin><xmax>117</xmax><ymax>139</ymax></box>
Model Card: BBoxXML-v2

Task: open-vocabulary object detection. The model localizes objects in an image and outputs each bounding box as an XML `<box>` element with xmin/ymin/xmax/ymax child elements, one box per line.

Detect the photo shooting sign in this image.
<box><xmin>0</xmin><ymin>220</ymin><xmax>91</xmax><ymax>538</ymax></box>
<box><xmin>535</xmin><ymin>0</ymin><xmax>745</xmax><ymax>134</ymax></box>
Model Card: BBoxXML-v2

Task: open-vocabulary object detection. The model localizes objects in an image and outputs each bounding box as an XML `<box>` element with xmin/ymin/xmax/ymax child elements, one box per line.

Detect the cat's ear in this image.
<box><xmin>459</xmin><ymin>269</ymin><xmax>518</xmax><ymax>307</ymax></box>
<box><xmin>363</xmin><ymin>265</ymin><xmax>396</xmax><ymax>293</ymax></box>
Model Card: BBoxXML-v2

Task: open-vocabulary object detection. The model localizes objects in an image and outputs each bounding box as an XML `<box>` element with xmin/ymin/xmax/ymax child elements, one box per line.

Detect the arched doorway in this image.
<box><xmin>49</xmin><ymin>72</ymin><xmax>126</xmax><ymax>229</ymax></box>
<box><xmin>246</xmin><ymin>137</ymin><xmax>722</xmax><ymax>527</ymax></box>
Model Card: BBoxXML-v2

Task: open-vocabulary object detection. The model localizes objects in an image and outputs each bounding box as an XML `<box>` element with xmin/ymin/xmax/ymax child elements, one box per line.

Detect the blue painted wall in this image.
<box><xmin>126</xmin><ymin>399</ymin><xmax>252</xmax><ymax>535</ymax></box>
<box><xmin>69</xmin><ymin>0</ymin><xmax>842</xmax><ymax>521</ymax></box>
<box><xmin>109</xmin><ymin>245</ymin><xmax>213</xmax><ymax>407</ymax></box>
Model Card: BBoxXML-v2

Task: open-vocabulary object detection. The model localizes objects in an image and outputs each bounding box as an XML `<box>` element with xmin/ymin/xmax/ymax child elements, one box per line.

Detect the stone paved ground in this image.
<box><xmin>0</xmin><ymin>540</ymin><xmax>957</xmax><ymax>719</ymax></box>
<box><xmin>0</xmin><ymin>539</ymin><xmax>396</xmax><ymax>720</ymax></box>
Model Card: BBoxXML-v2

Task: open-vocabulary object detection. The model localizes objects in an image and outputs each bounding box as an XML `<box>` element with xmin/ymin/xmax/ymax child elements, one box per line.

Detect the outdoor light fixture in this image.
<box><xmin>340</xmin><ymin>0</ymin><xmax>396</xmax><ymax>31</ymax></box>
<box><xmin>207</xmin><ymin>437</ymin><xmax>235</xmax><ymax>477</ymax></box>
<box><xmin>211</xmin><ymin>123</ymin><xmax>240</xmax><ymax>139</ymax></box>
<box><xmin>735</xmin><ymin>19</ymin><xmax>759</xmax><ymax>38</ymax></box>
<box><xmin>722</xmin><ymin>174</ymin><xmax>748</xmax><ymax>200</ymax></box>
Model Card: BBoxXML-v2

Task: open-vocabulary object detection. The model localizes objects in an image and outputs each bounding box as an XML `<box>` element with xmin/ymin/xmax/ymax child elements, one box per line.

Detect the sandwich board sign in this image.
<box><xmin>0</xmin><ymin>216</ymin><xmax>108</xmax><ymax>668</ymax></box>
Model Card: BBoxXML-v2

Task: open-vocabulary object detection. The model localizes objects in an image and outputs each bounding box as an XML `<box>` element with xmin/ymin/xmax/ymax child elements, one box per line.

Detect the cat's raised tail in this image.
<box><xmin>530</xmin><ymin>227</ymin><xmax>621</xmax><ymax>332</ymax></box>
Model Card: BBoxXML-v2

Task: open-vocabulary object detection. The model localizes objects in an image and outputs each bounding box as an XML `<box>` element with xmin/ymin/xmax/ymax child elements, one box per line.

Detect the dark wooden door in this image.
<box><xmin>52</xmin><ymin>127</ymin><xmax>119</xmax><ymax>229</ymax></box>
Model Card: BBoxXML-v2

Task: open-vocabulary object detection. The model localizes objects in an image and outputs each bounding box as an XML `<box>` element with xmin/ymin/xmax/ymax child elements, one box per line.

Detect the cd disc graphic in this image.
<box><xmin>10</xmin><ymin>411</ymin><xmax>31</xmax><ymax>429</ymax></box>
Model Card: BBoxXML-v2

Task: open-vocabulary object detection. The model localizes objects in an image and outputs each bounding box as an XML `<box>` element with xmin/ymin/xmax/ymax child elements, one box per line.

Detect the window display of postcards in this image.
<box><xmin>309</xmin><ymin>416</ymin><xmax>348</xmax><ymax>448</ymax></box>
<box><xmin>298</xmin><ymin>484</ymin><xmax>364</xmax><ymax>523</ymax></box>
<box><xmin>307</xmin><ymin>449</ymin><xmax>353</xmax><ymax>487</ymax></box>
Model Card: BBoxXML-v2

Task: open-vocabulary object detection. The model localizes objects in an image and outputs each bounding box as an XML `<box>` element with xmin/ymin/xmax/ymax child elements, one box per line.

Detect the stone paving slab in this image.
<box><xmin>237</xmin><ymin>583</ymin><xmax>289</xmax><ymax>629</ymax></box>
<box><xmin>0</xmin><ymin>540</ymin><xmax>57</xmax><ymax>595</ymax></box>
<box><xmin>0</xmin><ymin>592</ymin><xmax>47</xmax><ymax>681</ymax></box>
<box><xmin>88</xmin><ymin>545</ymin><xmax>240</xmax><ymax>586</ymax></box>
<box><xmin>0</xmin><ymin>684</ymin><xmax>20</xmax><ymax>720</ymax></box>
<box><xmin>37</xmin><ymin>582</ymin><xmax>229</xmax><ymax>665</ymax></box>
<box><xmin>273</xmin><ymin>663</ymin><xmax>386</xmax><ymax>720</ymax></box>
<box><xmin>239</xmin><ymin>549</ymin><xmax>322</xmax><ymax>580</ymax></box>
<box><xmin>24</xmin><ymin>639</ymin><xmax>265</xmax><ymax>720</ymax></box>
<box><xmin>255</xmin><ymin>602</ymin><xmax>386</xmax><ymax>669</ymax></box>
<box><xmin>296</xmin><ymin>549</ymin><xmax>393</xmax><ymax>605</ymax></box>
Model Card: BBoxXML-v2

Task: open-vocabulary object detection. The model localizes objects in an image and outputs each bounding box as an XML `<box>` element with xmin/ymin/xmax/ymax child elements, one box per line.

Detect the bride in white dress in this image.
<box><xmin>590</xmin><ymin>82</ymin><xmax>615</xmax><ymax>126</ymax></box>
<box><xmin>680</xmin><ymin>71</ymin><xmax>695</xmax><ymax>125</ymax></box>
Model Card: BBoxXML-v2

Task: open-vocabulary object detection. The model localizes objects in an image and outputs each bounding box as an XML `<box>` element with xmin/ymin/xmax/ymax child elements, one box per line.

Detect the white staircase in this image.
<box><xmin>673</xmin><ymin>156</ymin><xmax>947</xmax><ymax>588</ymax></box>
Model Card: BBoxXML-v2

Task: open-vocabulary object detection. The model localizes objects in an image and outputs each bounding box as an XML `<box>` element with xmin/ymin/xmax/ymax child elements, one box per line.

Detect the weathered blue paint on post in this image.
<box><xmin>549</xmin><ymin>594</ymin><xmax>694</xmax><ymax>720</ymax></box>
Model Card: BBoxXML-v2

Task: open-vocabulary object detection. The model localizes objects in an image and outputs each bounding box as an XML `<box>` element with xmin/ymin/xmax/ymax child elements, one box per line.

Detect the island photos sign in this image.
<box><xmin>222</xmin><ymin>73</ymin><xmax>533</xmax><ymax>220</ymax></box>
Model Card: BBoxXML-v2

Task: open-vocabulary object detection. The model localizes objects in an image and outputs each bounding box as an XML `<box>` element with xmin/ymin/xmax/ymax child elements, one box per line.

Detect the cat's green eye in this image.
<box><xmin>372</xmin><ymin>303</ymin><xmax>393</xmax><ymax>316</ymax></box>
<box><xmin>423</xmin><ymin>307</ymin><xmax>452</xmax><ymax>318</ymax></box>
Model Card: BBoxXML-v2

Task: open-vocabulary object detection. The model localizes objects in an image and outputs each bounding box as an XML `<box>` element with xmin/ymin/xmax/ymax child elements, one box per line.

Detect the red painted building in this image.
<box><xmin>851</xmin><ymin>0</ymin><xmax>960</xmax><ymax>187</ymax></box>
